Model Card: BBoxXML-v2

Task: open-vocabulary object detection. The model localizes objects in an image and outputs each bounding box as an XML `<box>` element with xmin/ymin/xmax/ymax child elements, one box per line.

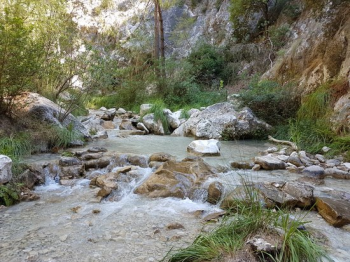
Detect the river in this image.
<box><xmin>1</xmin><ymin>133</ymin><xmax>349</xmax><ymax>261</ymax></box>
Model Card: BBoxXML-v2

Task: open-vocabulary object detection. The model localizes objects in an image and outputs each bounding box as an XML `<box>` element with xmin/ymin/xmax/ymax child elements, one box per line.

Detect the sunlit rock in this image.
<box><xmin>187</xmin><ymin>139</ymin><xmax>221</xmax><ymax>156</ymax></box>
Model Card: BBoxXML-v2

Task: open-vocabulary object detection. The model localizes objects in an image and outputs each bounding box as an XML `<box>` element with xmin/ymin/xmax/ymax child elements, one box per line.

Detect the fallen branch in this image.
<box><xmin>268</xmin><ymin>135</ymin><xmax>298</xmax><ymax>151</ymax></box>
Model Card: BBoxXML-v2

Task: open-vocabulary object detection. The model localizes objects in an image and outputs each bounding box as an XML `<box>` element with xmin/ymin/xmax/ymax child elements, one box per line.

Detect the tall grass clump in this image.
<box><xmin>145</xmin><ymin>99</ymin><xmax>170</xmax><ymax>134</ymax></box>
<box><xmin>289</xmin><ymin>85</ymin><xmax>334</xmax><ymax>153</ymax></box>
<box><xmin>49</xmin><ymin>123</ymin><xmax>83</xmax><ymax>149</ymax></box>
<box><xmin>0</xmin><ymin>133</ymin><xmax>32</xmax><ymax>160</ymax></box>
<box><xmin>163</xmin><ymin>182</ymin><xmax>329</xmax><ymax>262</ymax></box>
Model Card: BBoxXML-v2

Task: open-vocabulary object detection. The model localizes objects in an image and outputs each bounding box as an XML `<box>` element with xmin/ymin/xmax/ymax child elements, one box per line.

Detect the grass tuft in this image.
<box><xmin>163</xmin><ymin>181</ymin><xmax>329</xmax><ymax>262</ymax></box>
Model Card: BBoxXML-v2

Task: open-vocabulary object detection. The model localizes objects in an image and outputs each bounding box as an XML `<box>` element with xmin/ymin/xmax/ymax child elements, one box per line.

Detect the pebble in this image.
<box><xmin>59</xmin><ymin>235</ymin><xmax>68</xmax><ymax>242</ymax></box>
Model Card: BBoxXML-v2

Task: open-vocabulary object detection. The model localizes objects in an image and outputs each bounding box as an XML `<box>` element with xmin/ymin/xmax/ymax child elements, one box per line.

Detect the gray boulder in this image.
<box><xmin>142</xmin><ymin>114</ymin><xmax>165</xmax><ymax>135</ymax></box>
<box><xmin>0</xmin><ymin>155</ymin><xmax>12</xmax><ymax>184</ymax></box>
<box><xmin>163</xmin><ymin>109</ymin><xmax>180</xmax><ymax>129</ymax></box>
<box><xmin>140</xmin><ymin>104</ymin><xmax>152</xmax><ymax>116</ymax></box>
<box><xmin>173</xmin><ymin>102</ymin><xmax>270</xmax><ymax>139</ymax></box>
<box><xmin>302</xmin><ymin>165</ymin><xmax>325</xmax><ymax>179</ymax></box>
<box><xmin>15</xmin><ymin>92</ymin><xmax>90</xmax><ymax>140</ymax></box>
<box><xmin>254</xmin><ymin>155</ymin><xmax>286</xmax><ymax>170</ymax></box>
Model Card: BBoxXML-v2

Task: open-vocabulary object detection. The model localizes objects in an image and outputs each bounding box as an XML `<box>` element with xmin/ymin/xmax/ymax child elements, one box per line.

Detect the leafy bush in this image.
<box><xmin>269</xmin><ymin>24</ymin><xmax>290</xmax><ymax>49</ymax></box>
<box><xmin>0</xmin><ymin>183</ymin><xmax>20</xmax><ymax>206</ymax></box>
<box><xmin>239</xmin><ymin>80</ymin><xmax>300</xmax><ymax>126</ymax></box>
<box><xmin>186</xmin><ymin>43</ymin><xmax>226</xmax><ymax>89</ymax></box>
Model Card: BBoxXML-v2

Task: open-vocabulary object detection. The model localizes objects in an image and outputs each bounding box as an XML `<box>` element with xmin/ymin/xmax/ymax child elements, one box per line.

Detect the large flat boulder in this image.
<box><xmin>0</xmin><ymin>155</ymin><xmax>12</xmax><ymax>184</ymax></box>
<box><xmin>173</xmin><ymin>102</ymin><xmax>270</xmax><ymax>139</ymax></box>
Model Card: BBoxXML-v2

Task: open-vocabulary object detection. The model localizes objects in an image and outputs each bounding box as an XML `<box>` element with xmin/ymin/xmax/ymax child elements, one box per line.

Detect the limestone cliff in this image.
<box><xmin>68</xmin><ymin>0</ymin><xmax>350</xmax><ymax>129</ymax></box>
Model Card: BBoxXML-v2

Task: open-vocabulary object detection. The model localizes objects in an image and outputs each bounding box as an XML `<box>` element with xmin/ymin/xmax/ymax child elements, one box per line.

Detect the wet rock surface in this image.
<box><xmin>316</xmin><ymin>197</ymin><xmax>350</xmax><ymax>227</ymax></box>
<box><xmin>134</xmin><ymin>157</ymin><xmax>218</xmax><ymax>200</ymax></box>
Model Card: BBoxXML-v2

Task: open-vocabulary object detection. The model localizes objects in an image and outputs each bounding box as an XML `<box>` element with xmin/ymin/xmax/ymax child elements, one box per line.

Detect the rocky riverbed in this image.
<box><xmin>1</xmin><ymin>133</ymin><xmax>350</xmax><ymax>262</ymax></box>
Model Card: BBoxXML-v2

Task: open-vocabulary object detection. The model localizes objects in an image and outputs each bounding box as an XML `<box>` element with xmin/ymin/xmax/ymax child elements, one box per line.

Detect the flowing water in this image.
<box><xmin>1</xmin><ymin>134</ymin><xmax>350</xmax><ymax>262</ymax></box>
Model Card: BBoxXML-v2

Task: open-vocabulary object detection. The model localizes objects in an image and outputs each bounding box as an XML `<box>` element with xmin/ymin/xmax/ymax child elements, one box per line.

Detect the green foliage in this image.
<box><xmin>229</xmin><ymin>0</ymin><xmax>272</xmax><ymax>42</ymax></box>
<box><xmin>61</xmin><ymin>151</ymin><xmax>74</xmax><ymax>157</ymax></box>
<box><xmin>49</xmin><ymin>123</ymin><xmax>83</xmax><ymax>149</ymax></box>
<box><xmin>0</xmin><ymin>183</ymin><xmax>20</xmax><ymax>206</ymax></box>
<box><xmin>187</xmin><ymin>43</ymin><xmax>226</xmax><ymax>89</ymax></box>
<box><xmin>288</xmin><ymin>85</ymin><xmax>334</xmax><ymax>153</ymax></box>
<box><xmin>0</xmin><ymin>1</ymin><xmax>42</xmax><ymax>115</ymax></box>
<box><xmin>0</xmin><ymin>133</ymin><xmax>32</xmax><ymax>160</ymax></box>
<box><xmin>239</xmin><ymin>79</ymin><xmax>300</xmax><ymax>126</ymax></box>
<box><xmin>269</xmin><ymin>24</ymin><xmax>290</xmax><ymax>49</ymax></box>
<box><xmin>148</xmin><ymin>99</ymin><xmax>170</xmax><ymax>133</ymax></box>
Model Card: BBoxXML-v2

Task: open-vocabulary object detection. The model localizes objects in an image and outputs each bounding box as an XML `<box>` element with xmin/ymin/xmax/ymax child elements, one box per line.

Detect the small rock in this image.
<box><xmin>287</xmin><ymin>155</ymin><xmax>303</xmax><ymax>167</ymax></box>
<box><xmin>343</xmin><ymin>163</ymin><xmax>350</xmax><ymax>170</ymax></box>
<box><xmin>302</xmin><ymin>165</ymin><xmax>325</xmax><ymax>179</ymax></box>
<box><xmin>325</xmin><ymin>168</ymin><xmax>350</xmax><ymax>179</ymax></box>
<box><xmin>207</xmin><ymin>181</ymin><xmax>224</xmax><ymax>205</ymax></box>
<box><xmin>203</xmin><ymin>211</ymin><xmax>226</xmax><ymax>221</ymax></box>
<box><xmin>88</xmin><ymin>147</ymin><xmax>108</xmax><ymax>153</ymax></box>
<box><xmin>166</xmin><ymin>223</ymin><xmax>185</xmax><ymax>230</ymax></box>
<box><xmin>266</xmin><ymin>147</ymin><xmax>278</xmax><ymax>153</ymax></box>
<box><xmin>315</xmin><ymin>154</ymin><xmax>326</xmax><ymax>163</ymax></box>
<box><xmin>187</xmin><ymin>139</ymin><xmax>221</xmax><ymax>156</ymax></box>
<box><xmin>252</xmin><ymin>164</ymin><xmax>261</xmax><ymax>171</ymax></box>
<box><xmin>326</xmin><ymin>159</ymin><xmax>342</xmax><ymax>168</ymax></box>
<box><xmin>322</xmin><ymin>146</ymin><xmax>331</xmax><ymax>153</ymax></box>
<box><xmin>231</xmin><ymin>161</ymin><xmax>254</xmax><ymax>169</ymax></box>
<box><xmin>254</xmin><ymin>155</ymin><xmax>286</xmax><ymax>170</ymax></box>
<box><xmin>59</xmin><ymin>235</ymin><xmax>68</xmax><ymax>242</ymax></box>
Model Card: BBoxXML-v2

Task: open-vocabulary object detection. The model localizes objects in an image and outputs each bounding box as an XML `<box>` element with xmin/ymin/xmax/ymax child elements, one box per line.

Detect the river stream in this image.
<box><xmin>1</xmin><ymin>133</ymin><xmax>350</xmax><ymax>262</ymax></box>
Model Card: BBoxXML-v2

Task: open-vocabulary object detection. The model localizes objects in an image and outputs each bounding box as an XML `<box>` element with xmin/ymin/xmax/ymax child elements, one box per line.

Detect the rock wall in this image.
<box><xmin>70</xmin><ymin>0</ymin><xmax>350</xmax><ymax>129</ymax></box>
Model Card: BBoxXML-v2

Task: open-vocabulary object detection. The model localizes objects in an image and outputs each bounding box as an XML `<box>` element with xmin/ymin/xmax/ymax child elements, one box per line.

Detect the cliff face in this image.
<box><xmin>69</xmin><ymin>0</ymin><xmax>350</xmax><ymax>129</ymax></box>
<box><xmin>263</xmin><ymin>1</ymin><xmax>350</xmax><ymax>130</ymax></box>
<box><xmin>265</xmin><ymin>1</ymin><xmax>350</xmax><ymax>91</ymax></box>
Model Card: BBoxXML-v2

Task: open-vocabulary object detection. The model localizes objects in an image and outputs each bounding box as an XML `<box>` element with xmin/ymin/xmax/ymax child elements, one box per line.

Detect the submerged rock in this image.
<box><xmin>134</xmin><ymin>158</ymin><xmax>217</xmax><ymax>200</ymax></box>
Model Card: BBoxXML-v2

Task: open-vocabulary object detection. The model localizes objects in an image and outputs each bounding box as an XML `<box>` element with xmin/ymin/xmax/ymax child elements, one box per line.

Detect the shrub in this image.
<box><xmin>239</xmin><ymin>80</ymin><xmax>300</xmax><ymax>126</ymax></box>
<box><xmin>186</xmin><ymin>43</ymin><xmax>226</xmax><ymax>89</ymax></box>
<box><xmin>0</xmin><ymin>183</ymin><xmax>20</xmax><ymax>206</ymax></box>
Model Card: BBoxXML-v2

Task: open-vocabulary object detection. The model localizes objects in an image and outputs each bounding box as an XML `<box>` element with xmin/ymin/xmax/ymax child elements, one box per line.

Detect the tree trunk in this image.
<box><xmin>154</xmin><ymin>0</ymin><xmax>160</xmax><ymax>60</ymax></box>
<box><xmin>157</xmin><ymin>1</ymin><xmax>166</xmax><ymax>78</ymax></box>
